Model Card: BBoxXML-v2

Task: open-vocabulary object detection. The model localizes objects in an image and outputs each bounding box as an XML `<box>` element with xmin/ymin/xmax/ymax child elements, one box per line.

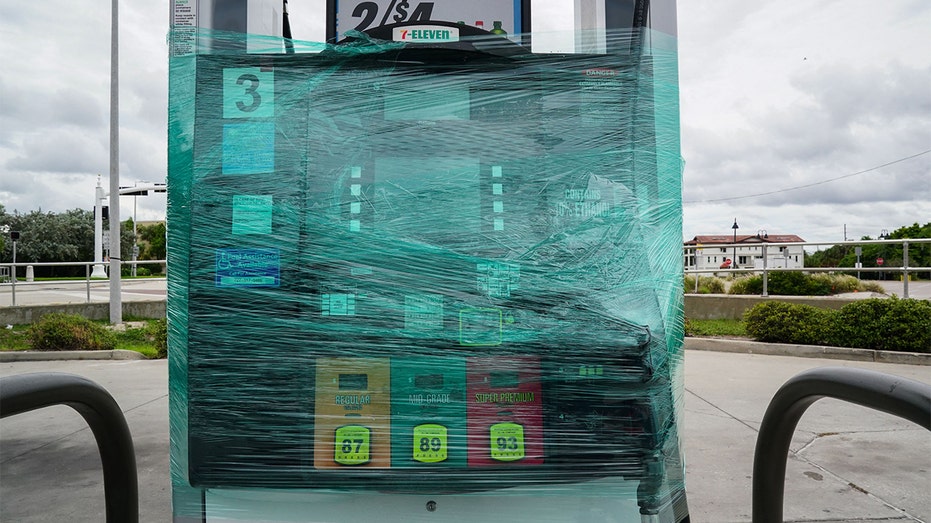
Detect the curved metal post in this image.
<box><xmin>0</xmin><ymin>372</ymin><xmax>139</xmax><ymax>523</ymax></box>
<box><xmin>752</xmin><ymin>367</ymin><xmax>931</xmax><ymax>523</ymax></box>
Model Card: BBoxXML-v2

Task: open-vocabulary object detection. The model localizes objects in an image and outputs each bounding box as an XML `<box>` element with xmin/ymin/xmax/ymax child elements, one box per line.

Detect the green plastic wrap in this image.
<box><xmin>168</xmin><ymin>22</ymin><xmax>685</xmax><ymax>523</ymax></box>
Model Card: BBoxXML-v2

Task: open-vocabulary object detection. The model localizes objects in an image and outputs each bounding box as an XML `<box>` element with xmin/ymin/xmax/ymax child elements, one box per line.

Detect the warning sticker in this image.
<box><xmin>222</xmin><ymin>123</ymin><xmax>275</xmax><ymax>175</ymax></box>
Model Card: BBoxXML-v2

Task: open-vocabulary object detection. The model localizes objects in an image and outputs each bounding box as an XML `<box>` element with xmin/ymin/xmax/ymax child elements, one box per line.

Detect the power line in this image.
<box><xmin>684</xmin><ymin>149</ymin><xmax>931</xmax><ymax>204</ymax></box>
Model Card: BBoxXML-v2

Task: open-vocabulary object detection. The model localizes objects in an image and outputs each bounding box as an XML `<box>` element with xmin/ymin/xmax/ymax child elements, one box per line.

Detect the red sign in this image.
<box><xmin>876</xmin><ymin>258</ymin><xmax>884</xmax><ymax>266</ymax></box>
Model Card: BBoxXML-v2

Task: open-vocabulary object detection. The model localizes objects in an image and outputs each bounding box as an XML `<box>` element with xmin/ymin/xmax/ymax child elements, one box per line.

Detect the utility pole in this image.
<box><xmin>109</xmin><ymin>0</ymin><xmax>122</xmax><ymax>324</ymax></box>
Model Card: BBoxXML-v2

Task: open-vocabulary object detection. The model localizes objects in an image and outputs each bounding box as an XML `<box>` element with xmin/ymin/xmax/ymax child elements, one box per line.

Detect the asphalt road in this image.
<box><xmin>1</xmin><ymin>351</ymin><xmax>929</xmax><ymax>522</ymax></box>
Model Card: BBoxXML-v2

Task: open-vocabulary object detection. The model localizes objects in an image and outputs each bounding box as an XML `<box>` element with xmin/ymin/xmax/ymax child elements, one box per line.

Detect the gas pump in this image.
<box><xmin>170</xmin><ymin>1</ymin><xmax>687</xmax><ymax>521</ymax></box>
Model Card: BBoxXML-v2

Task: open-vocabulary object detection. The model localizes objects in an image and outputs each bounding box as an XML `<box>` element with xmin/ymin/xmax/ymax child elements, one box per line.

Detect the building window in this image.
<box><xmin>720</xmin><ymin>248</ymin><xmax>727</xmax><ymax>253</ymax></box>
<box><xmin>738</xmin><ymin>256</ymin><xmax>749</xmax><ymax>265</ymax></box>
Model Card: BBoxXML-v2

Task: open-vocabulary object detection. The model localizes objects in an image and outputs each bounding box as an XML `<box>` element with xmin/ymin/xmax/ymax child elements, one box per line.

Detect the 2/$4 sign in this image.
<box><xmin>331</xmin><ymin>0</ymin><xmax>523</xmax><ymax>39</ymax></box>
<box><xmin>393</xmin><ymin>25</ymin><xmax>459</xmax><ymax>42</ymax></box>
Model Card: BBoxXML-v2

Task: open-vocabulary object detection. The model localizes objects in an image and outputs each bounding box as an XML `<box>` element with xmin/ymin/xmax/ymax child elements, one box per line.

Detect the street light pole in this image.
<box><xmin>108</xmin><ymin>0</ymin><xmax>122</xmax><ymax>324</ymax></box>
<box><xmin>732</xmin><ymin>218</ymin><xmax>739</xmax><ymax>269</ymax></box>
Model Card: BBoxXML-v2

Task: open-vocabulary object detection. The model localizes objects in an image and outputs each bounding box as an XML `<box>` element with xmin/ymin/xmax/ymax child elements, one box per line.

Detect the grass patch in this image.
<box><xmin>0</xmin><ymin>324</ymin><xmax>32</xmax><ymax>351</ymax></box>
<box><xmin>685</xmin><ymin>318</ymin><xmax>748</xmax><ymax>338</ymax></box>
<box><xmin>0</xmin><ymin>317</ymin><xmax>166</xmax><ymax>358</ymax></box>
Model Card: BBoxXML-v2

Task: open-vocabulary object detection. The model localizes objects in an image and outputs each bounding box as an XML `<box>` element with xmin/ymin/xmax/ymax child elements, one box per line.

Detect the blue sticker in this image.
<box><xmin>215</xmin><ymin>248</ymin><xmax>280</xmax><ymax>287</ymax></box>
<box><xmin>222</xmin><ymin>123</ymin><xmax>275</xmax><ymax>175</ymax></box>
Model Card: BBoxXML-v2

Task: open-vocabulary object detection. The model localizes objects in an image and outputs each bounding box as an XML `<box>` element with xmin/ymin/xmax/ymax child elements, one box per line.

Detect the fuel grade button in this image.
<box><xmin>334</xmin><ymin>425</ymin><xmax>371</xmax><ymax>465</ymax></box>
<box><xmin>489</xmin><ymin>422</ymin><xmax>525</xmax><ymax>462</ymax></box>
<box><xmin>412</xmin><ymin>423</ymin><xmax>449</xmax><ymax>463</ymax></box>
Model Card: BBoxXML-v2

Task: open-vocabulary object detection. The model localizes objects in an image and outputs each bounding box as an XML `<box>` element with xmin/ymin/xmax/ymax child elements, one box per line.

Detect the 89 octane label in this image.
<box><xmin>412</xmin><ymin>424</ymin><xmax>448</xmax><ymax>463</ymax></box>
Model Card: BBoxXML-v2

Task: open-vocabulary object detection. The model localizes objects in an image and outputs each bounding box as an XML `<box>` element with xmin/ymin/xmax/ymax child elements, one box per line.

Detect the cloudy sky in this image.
<box><xmin>1</xmin><ymin>0</ymin><xmax>928</xmax><ymax>244</ymax></box>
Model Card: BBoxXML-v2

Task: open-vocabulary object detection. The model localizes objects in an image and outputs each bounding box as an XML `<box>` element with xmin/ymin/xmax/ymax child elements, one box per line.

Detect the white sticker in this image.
<box><xmin>232</xmin><ymin>195</ymin><xmax>273</xmax><ymax>235</ymax></box>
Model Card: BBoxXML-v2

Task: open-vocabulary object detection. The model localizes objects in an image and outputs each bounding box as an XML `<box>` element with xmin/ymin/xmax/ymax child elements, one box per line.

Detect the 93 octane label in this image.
<box><xmin>334</xmin><ymin>425</ymin><xmax>371</xmax><ymax>465</ymax></box>
<box><xmin>489</xmin><ymin>422</ymin><xmax>525</xmax><ymax>462</ymax></box>
<box><xmin>412</xmin><ymin>424</ymin><xmax>448</xmax><ymax>463</ymax></box>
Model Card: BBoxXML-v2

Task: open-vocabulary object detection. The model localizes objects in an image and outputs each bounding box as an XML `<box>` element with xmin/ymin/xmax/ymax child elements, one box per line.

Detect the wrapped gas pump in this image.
<box><xmin>168</xmin><ymin>2</ymin><xmax>686</xmax><ymax>521</ymax></box>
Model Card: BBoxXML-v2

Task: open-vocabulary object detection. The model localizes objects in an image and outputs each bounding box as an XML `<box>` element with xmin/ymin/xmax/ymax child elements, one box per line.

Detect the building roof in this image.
<box><xmin>684</xmin><ymin>234</ymin><xmax>805</xmax><ymax>245</ymax></box>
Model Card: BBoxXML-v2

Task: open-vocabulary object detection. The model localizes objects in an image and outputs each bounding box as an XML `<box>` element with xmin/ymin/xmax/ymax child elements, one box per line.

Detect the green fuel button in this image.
<box><xmin>489</xmin><ymin>422</ymin><xmax>525</xmax><ymax>462</ymax></box>
<box><xmin>412</xmin><ymin>424</ymin><xmax>448</xmax><ymax>463</ymax></box>
<box><xmin>334</xmin><ymin>425</ymin><xmax>371</xmax><ymax>465</ymax></box>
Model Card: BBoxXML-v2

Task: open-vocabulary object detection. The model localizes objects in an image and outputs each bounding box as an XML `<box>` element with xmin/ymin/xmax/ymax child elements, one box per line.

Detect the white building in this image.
<box><xmin>684</xmin><ymin>233</ymin><xmax>806</xmax><ymax>271</ymax></box>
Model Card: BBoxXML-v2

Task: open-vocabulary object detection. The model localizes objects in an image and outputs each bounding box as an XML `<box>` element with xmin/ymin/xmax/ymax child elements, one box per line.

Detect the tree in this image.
<box><xmin>0</xmin><ymin>207</ymin><xmax>95</xmax><ymax>277</ymax></box>
<box><xmin>138</xmin><ymin>222</ymin><xmax>166</xmax><ymax>261</ymax></box>
<box><xmin>806</xmin><ymin>222</ymin><xmax>930</xmax><ymax>280</ymax></box>
<box><xmin>0</xmin><ymin>206</ymin><xmax>140</xmax><ymax>277</ymax></box>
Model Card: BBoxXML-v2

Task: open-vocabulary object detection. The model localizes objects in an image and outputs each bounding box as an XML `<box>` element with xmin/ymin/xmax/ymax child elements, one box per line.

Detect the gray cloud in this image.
<box><xmin>1</xmin><ymin>1</ymin><xmax>928</xmax><ymax>245</ymax></box>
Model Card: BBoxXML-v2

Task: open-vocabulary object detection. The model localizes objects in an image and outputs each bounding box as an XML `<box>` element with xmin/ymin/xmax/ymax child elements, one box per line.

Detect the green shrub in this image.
<box><xmin>685</xmin><ymin>275</ymin><xmax>726</xmax><ymax>294</ymax></box>
<box><xmin>744</xmin><ymin>298</ymin><xmax>931</xmax><ymax>353</ymax></box>
<box><xmin>727</xmin><ymin>276</ymin><xmax>757</xmax><ymax>295</ymax></box>
<box><xmin>860</xmin><ymin>281</ymin><xmax>885</xmax><ymax>293</ymax></box>
<box><xmin>831</xmin><ymin>298</ymin><xmax>931</xmax><ymax>353</ymax></box>
<box><xmin>771</xmin><ymin>272</ymin><xmax>832</xmax><ymax>296</ymax></box>
<box><xmin>147</xmin><ymin>318</ymin><xmax>168</xmax><ymax>359</ymax></box>
<box><xmin>28</xmin><ymin>314</ymin><xmax>116</xmax><ymax>351</ymax></box>
<box><xmin>811</xmin><ymin>273</ymin><xmax>859</xmax><ymax>294</ymax></box>
<box><xmin>729</xmin><ymin>272</ymin><xmax>833</xmax><ymax>296</ymax></box>
<box><xmin>744</xmin><ymin>302</ymin><xmax>833</xmax><ymax>345</ymax></box>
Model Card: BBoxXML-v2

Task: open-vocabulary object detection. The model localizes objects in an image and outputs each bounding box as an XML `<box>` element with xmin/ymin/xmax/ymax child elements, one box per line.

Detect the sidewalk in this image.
<box><xmin>1</xmin><ymin>350</ymin><xmax>929</xmax><ymax>522</ymax></box>
<box><xmin>0</xmin><ymin>278</ymin><xmax>167</xmax><ymax>308</ymax></box>
<box><xmin>2</xmin><ymin>279</ymin><xmax>927</xmax><ymax>309</ymax></box>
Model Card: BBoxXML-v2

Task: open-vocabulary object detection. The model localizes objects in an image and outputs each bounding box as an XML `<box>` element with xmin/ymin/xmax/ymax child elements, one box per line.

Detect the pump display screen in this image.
<box><xmin>373</xmin><ymin>157</ymin><xmax>481</xmax><ymax>235</ymax></box>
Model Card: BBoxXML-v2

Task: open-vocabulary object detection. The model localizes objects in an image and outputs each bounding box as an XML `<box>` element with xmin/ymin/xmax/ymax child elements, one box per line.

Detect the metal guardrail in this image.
<box><xmin>0</xmin><ymin>372</ymin><xmax>139</xmax><ymax>523</ymax></box>
<box><xmin>0</xmin><ymin>260</ymin><xmax>165</xmax><ymax>307</ymax></box>
<box><xmin>684</xmin><ymin>238</ymin><xmax>931</xmax><ymax>298</ymax></box>
<box><xmin>751</xmin><ymin>367</ymin><xmax>931</xmax><ymax>523</ymax></box>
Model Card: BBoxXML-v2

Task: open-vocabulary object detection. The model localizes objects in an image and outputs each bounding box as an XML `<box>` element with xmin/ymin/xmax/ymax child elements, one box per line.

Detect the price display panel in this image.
<box><xmin>314</xmin><ymin>358</ymin><xmax>392</xmax><ymax>469</ymax></box>
<box><xmin>390</xmin><ymin>357</ymin><xmax>468</xmax><ymax>468</ymax></box>
<box><xmin>466</xmin><ymin>357</ymin><xmax>544</xmax><ymax>466</ymax></box>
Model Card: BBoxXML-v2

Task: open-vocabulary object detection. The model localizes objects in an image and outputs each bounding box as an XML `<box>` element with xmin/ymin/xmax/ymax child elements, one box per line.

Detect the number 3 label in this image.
<box><xmin>223</xmin><ymin>68</ymin><xmax>274</xmax><ymax>119</ymax></box>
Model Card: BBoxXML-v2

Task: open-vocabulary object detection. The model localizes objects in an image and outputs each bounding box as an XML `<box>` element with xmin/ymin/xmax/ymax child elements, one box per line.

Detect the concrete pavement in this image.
<box><xmin>1</xmin><ymin>351</ymin><xmax>928</xmax><ymax>522</ymax></box>
<box><xmin>0</xmin><ymin>278</ymin><xmax>168</xmax><ymax>308</ymax></box>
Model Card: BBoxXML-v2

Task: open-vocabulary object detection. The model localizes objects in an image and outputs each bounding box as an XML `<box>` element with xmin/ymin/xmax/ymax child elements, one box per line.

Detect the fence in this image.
<box><xmin>0</xmin><ymin>260</ymin><xmax>166</xmax><ymax>307</ymax></box>
<box><xmin>684</xmin><ymin>238</ymin><xmax>931</xmax><ymax>299</ymax></box>
<box><xmin>3</xmin><ymin>239</ymin><xmax>930</xmax><ymax>305</ymax></box>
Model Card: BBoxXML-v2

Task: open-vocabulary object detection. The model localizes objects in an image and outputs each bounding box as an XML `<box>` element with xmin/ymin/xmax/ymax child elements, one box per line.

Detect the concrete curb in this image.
<box><xmin>4</xmin><ymin>341</ymin><xmax>925</xmax><ymax>365</ymax></box>
<box><xmin>0</xmin><ymin>349</ymin><xmax>149</xmax><ymax>362</ymax></box>
<box><xmin>684</xmin><ymin>337</ymin><xmax>931</xmax><ymax>366</ymax></box>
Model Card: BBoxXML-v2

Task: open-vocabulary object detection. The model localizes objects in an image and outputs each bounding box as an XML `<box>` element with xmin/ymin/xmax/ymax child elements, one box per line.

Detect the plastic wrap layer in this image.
<box><xmin>168</xmin><ymin>27</ymin><xmax>685</xmax><ymax>522</ymax></box>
